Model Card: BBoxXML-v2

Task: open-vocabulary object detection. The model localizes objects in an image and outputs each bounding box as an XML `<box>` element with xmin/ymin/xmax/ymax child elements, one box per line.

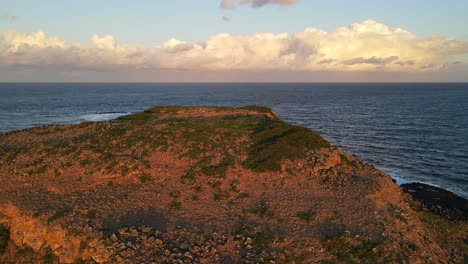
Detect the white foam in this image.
<box><xmin>80</xmin><ymin>112</ymin><xmax>130</xmax><ymax>122</ymax></box>
<box><xmin>380</xmin><ymin>166</ymin><xmax>468</xmax><ymax>199</ymax></box>
<box><xmin>379</xmin><ymin>167</ymin><xmax>412</xmax><ymax>185</ymax></box>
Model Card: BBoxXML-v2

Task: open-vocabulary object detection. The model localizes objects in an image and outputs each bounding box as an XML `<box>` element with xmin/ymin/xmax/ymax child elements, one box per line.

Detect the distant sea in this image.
<box><xmin>0</xmin><ymin>83</ymin><xmax>467</xmax><ymax>198</ymax></box>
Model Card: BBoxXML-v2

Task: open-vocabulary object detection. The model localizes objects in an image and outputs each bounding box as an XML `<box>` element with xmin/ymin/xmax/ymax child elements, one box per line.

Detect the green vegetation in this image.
<box><xmin>0</xmin><ymin>224</ymin><xmax>9</xmax><ymax>253</ymax></box>
<box><xmin>213</xmin><ymin>190</ymin><xmax>230</xmax><ymax>201</ymax></box>
<box><xmin>181</xmin><ymin>168</ymin><xmax>196</xmax><ymax>184</ymax></box>
<box><xmin>15</xmin><ymin>246</ymin><xmax>34</xmax><ymax>256</ymax></box>
<box><xmin>201</xmin><ymin>155</ymin><xmax>235</xmax><ymax>178</ymax></box>
<box><xmin>86</xmin><ymin>210</ymin><xmax>96</xmax><ymax>219</ymax></box>
<box><xmin>48</xmin><ymin>209</ymin><xmax>71</xmax><ymax>223</ymax></box>
<box><xmin>324</xmin><ymin>234</ymin><xmax>382</xmax><ymax>263</ymax></box>
<box><xmin>209</xmin><ymin>180</ymin><xmax>222</xmax><ymax>188</ymax></box>
<box><xmin>339</xmin><ymin>153</ymin><xmax>359</xmax><ymax>168</ymax></box>
<box><xmin>416</xmin><ymin>211</ymin><xmax>466</xmax><ymax>257</ymax></box>
<box><xmin>194</xmin><ymin>185</ymin><xmax>203</xmax><ymax>193</ymax></box>
<box><xmin>297</xmin><ymin>211</ymin><xmax>315</xmax><ymax>223</ymax></box>
<box><xmin>252</xmin><ymin>232</ymin><xmax>276</xmax><ymax>249</ymax></box>
<box><xmin>169</xmin><ymin>200</ymin><xmax>182</xmax><ymax>211</ymax></box>
<box><xmin>236</xmin><ymin>193</ymin><xmax>250</xmax><ymax>200</ymax></box>
<box><xmin>139</xmin><ymin>174</ymin><xmax>152</xmax><ymax>183</ymax></box>
<box><xmin>404</xmin><ymin>241</ymin><xmax>419</xmax><ymax>252</ymax></box>
<box><xmin>43</xmin><ymin>247</ymin><xmax>58</xmax><ymax>264</ymax></box>
<box><xmin>251</xmin><ymin>199</ymin><xmax>274</xmax><ymax>218</ymax></box>
<box><xmin>244</xmin><ymin>120</ymin><xmax>330</xmax><ymax>172</ymax></box>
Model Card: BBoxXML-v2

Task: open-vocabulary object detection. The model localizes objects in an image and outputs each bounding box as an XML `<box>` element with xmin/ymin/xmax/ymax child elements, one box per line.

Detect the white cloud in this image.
<box><xmin>1</xmin><ymin>20</ymin><xmax>467</xmax><ymax>73</ymax></box>
<box><xmin>220</xmin><ymin>0</ymin><xmax>298</xmax><ymax>9</ymax></box>
<box><xmin>0</xmin><ymin>14</ymin><xmax>18</xmax><ymax>23</ymax></box>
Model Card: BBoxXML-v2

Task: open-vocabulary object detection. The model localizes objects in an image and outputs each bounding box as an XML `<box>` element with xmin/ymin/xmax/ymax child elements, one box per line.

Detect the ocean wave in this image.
<box><xmin>79</xmin><ymin>112</ymin><xmax>131</xmax><ymax>122</ymax></box>
<box><xmin>380</xmin><ymin>166</ymin><xmax>468</xmax><ymax>199</ymax></box>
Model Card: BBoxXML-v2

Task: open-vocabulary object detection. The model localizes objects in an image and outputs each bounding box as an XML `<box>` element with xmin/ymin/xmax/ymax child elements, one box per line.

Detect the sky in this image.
<box><xmin>1</xmin><ymin>0</ymin><xmax>468</xmax><ymax>82</ymax></box>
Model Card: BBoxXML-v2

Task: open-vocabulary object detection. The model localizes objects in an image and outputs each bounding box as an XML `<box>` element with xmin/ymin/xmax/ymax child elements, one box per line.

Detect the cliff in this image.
<box><xmin>0</xmin><ymin>106</ymin><xmax>466</xmax><ymax>263</ymax></box>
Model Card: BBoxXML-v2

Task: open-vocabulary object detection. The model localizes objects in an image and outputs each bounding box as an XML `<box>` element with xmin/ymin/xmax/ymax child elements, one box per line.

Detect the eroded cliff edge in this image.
<box><xmin>0</xmin><ymin>106</ymin><xmax>466</xmax><ymax>263</ymax></box>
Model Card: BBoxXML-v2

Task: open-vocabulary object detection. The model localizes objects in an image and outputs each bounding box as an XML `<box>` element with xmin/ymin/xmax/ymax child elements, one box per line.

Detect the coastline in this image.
<box><xmin>0</xmin><ymin>106</ymin><xmax>466</xmax><ymax>263</ymax></box>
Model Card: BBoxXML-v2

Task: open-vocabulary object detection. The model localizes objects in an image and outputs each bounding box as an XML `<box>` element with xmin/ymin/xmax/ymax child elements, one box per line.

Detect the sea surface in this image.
<box><xmin>0</xmin><ymin>83</ymin><xmax>467</xmax><ymax>198</ymax></box>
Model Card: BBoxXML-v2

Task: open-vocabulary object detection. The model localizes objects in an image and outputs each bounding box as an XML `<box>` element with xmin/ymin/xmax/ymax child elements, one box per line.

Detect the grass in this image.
<box><xmin>169</xmin><ymin>200</ymin><xmax>182</xmax><ymax>211</ymax></box>
<box><xmin>48</xmin><ymin>209</ymin><xmax>71</xmax><ymax>223</ymax></box>
<box><xmin>339</xmin><ymin>153</ymin><xmax>359</xmax><ymax>168</ymax></box>
<box><xmin>297</xmin><ymin>211</ymin><xmax>315</xmax><ymax>223</ymax></box>
<box><xmin>416</xmin><ymin>211</ymin><xmax>467</xmax><ymax>257</ymax></box>
<box><xmin>181</xmin><ymin>168</ymin><xmax>196</xmax><ymax>184</ymax></box>
<box><xmin>209</xmin><ymin>181</ymin><xmax>222</xmax><ymax>188</ymax></box>
<box><xmin>213</xmin><ymin>190</ymin><xmax>230</xmax><ymax>201</ymax></box>
<box><xmin>43</xmin><ymin>247</ymin><xmax>58</xmax><ymax>264</ymax></box>
<box><xmin>324</xmin><ymin>234</ymin><xmax>382</xmax><ymax>263</ymax></box>
<box><xmin>201</xmin><ymin>155</ymin><xmax>235</xmax><ymax>178</ymax></box>
<box><xmin>236</xmin><ymin>193</ymin><xmax>250</xmax><ymax>199</ymax></box>
<box><xmin>139</xmin><ymin>174</ymin><xmax>153</xmax><ymax>183</ymax></box>
<box><xmin>252</xmin><ymin>232</ymin><xmax>276</xmax><ymax>249</ymax></box>
<box><xmin>251</xmin><ymin>199</ymin><xmax>274</xmax><ymax>218</ymax></box>
<box><xmin>86</xmin><ymin>210</ymin><xmax>96</xmax><ymax>219</ymax></box>
<box><xmin>15</xmin><ymin>246</ymin><xmax>34</xmax><ymax>256</ymax></box>
<box><xmin>244</xmin><ymin>120</ymin><xmax>330</xmax><ymax>172</ymax></box>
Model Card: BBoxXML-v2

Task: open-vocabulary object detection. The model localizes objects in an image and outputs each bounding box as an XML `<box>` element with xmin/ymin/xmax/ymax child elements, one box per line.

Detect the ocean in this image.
<box><xmin>0</xmin><ymin>83</ymin><xmax>467</xmax><ymax>198</ymax></box>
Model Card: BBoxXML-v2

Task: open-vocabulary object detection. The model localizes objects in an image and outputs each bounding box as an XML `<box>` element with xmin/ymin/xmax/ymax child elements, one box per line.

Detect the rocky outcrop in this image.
<box><xmin>0</xmin><ymin>204</ymin><xmax>111</xmax><ymax>263</ymax></box>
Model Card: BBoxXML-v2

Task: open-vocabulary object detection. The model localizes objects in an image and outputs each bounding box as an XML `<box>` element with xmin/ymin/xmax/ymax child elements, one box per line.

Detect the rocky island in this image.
<box><xmin>0</xmin><ymin>106</ymin><xmax>466</xmax><ymax>263</ymax></box>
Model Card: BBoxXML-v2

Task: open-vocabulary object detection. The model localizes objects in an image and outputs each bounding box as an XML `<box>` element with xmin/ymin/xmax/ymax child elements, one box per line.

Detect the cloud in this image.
<box><xmin>0</xmin><ymin>14</ymin><xmax>18</xmax><ymax>23</ymax></box>
<box><xmin>342</xmin><ymin>56</ymin><xmax>399</xmax><ymax>65</ymax></box>
<box><xmin>1</xmin><ymin>20</ymin><xmax>467</xmax><ymax>73</ymax></box>
<box><xmin>220</xmin><ymin>0</ymin><xmax>298</xmax><ymax>9</ymax></box>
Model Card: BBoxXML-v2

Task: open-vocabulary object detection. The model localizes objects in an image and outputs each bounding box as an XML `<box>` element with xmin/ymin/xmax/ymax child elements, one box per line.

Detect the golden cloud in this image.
<box><xmin>1</xmin><ymin>20</ymin><xmax>467</xmax><ymax>72</ymax></box>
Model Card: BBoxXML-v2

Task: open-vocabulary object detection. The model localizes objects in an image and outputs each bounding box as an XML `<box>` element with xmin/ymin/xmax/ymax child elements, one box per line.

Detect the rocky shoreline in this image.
<box><xmin>401</xmin><ymin>182</ymin><xmax>468</xmax><ymax>221</ymax></box>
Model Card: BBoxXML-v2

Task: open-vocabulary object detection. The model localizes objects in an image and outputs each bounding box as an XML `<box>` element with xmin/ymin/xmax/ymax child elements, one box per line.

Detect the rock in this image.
<box><xmin>184</xmin><ymin>252</ymin><xmax>193</xmax><ymax>259</ymax></box>
<box><xmin>142</xmin><ymin>227</ymin><xmax>152</xmax><ymax>233</ymax></box>
<box><xmin>117</xmin><ymin>246</ymin><xmax>126</xmax><ymax>252</ymax></box>
<box><xmin>245</xmin><ymin>237</ymin><xmax>253</xmax><ymax>245</ymax></box>
<box><xmin>155</xmin><ymin>239</ymin><xmax>163</xmax><ymax>245</ymax></box>
<box><xmin>210</xmin><ymin>247</ymin><xmax>217</xmax><ymax>255</ymax></box>
<box><xmin>118</xmin><ymin>227</ymin><xmax>128</xmax><ymax>235</ymax></box>
<box><xmin>180</xmin><ymin>242</ymin><xmax>189</xmax><ymax>250</ymax></box>
<box><xmin>246</xmin><ymin>245</ymin><xmax>253</xmax><ymax>250</ymax></box>
<box><xmin>110</xmin><ymin>233</ymin><xmax>118</xmax><ymax>242</ymax></box>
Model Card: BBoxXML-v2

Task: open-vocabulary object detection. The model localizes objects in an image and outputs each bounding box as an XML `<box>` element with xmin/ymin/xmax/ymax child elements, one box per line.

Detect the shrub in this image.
<box><xmin>169</xmin><ymin>200</ymin><xmax>182</xmax><ymax>211</ymax></box>
<box><xmin>297</xmin><ymin>211</ymin><xmax>315</xmax><ymax>223</ymax></box>
<box><xmin>0</xmin><ymin>224</ymin><xmax>10</xmax><ymax>252</ymax></box>
<box><xmin>244</xmin><ymin>120</ymin><xmax>330</xmax><ymax>172</ymax></box>
<box><xmin>139</xmin><ymin>174</ymin><xmax>152</xmax><ymax>183</ymax></box>
<box><xmin>48</xmin><ymin>209</ymin><xmax>70</xmax><ymax>223</ymax></box>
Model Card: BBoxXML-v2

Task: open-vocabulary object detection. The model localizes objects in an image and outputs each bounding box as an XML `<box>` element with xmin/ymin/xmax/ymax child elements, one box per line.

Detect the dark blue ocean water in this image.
<box><xmin>0</xmin><ymin>83</ymin><xmax>467</xmax><ymax>198</ymax></box>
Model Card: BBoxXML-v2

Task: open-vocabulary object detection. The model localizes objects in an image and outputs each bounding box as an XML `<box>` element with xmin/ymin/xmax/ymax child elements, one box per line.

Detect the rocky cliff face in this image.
<box><xmin>0</xmin><ymin>106</ymin><xmax>466</xmax><ymax>263</ymax></box>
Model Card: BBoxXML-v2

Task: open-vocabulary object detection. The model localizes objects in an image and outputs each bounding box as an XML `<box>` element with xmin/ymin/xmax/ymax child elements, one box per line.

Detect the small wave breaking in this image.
<box><xmin>80</xmin><ymin>112</ymin><xmax>131</xmax><ymax>122</ymax></box>
<box><xmin>381</xmin><ymin>166</ymin><xmax>468</xmax><ymax>199</ymax></box>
